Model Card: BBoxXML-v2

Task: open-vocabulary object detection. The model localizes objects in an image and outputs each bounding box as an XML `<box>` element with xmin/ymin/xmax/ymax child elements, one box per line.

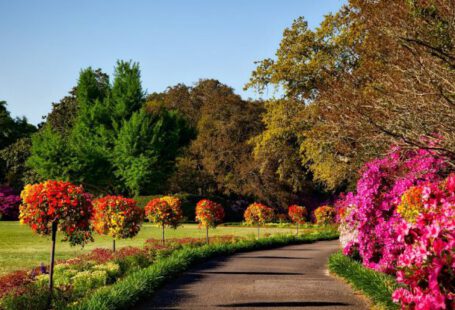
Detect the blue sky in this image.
<box><xmin>0</xmin><ymin>0</ymin><xmax>345</xmax><ymax>125</ymax></box>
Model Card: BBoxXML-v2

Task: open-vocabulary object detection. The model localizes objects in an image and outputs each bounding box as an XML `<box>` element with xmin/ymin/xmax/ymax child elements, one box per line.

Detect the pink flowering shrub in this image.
<box><xmin>392</xmin><ymin>175</ymin><xmax>455</xmax><ymax>309</ymax></box>
<box><xmin>336</xmin><ymin>146</ymin><xmax>454</xmax><ymax>309</ymax></box>
<box><xmin>0</xmin><ymin>186</ymin><xmax>21</xmax><ymax>220</ymax></box>
<box><xmin>336</xmin><ymin>147</ymin><xmax>448</xmax><ymax>273</ymax></box>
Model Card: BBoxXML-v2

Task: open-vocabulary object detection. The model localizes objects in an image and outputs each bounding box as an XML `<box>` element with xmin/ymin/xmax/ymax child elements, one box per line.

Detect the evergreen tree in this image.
<box><xmin>113</xmin><ymin>109</ymin><xmax>193</xmax><ymax>195</ymax></box>
<box><xmin>28</xmin><ymin>61</ymin><xmax>191</xmax><ymax>195</ymax></box>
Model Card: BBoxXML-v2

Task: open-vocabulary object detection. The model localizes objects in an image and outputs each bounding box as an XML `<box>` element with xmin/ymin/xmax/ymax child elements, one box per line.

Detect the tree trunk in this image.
<box><xmin>296</xmin><ymin>223</ymin><xmax>299</xmax><ymax>235</ymax></box>
<box><xmin>206</xmin><ymin>226</ymin><xmax>209</xmax><ymax>244</ymax></box>
<box><xmin>48</xmin><ymin>220</ymin><xmax>57</xmax><ymax>307</ymax></box>
<box><xmin>257</xmin><ymin>225</ymin><xmax>260</xmax><ymax>239</ymax></box>
<box><xmin>113</xmin><ymin>239</ymin><xmax>116</xmax><ymax>252</ymax></box>
<box><xmin>162</xmin><ymin>224</ymin><xmax>165</xmax><ymax>246</ymax></box>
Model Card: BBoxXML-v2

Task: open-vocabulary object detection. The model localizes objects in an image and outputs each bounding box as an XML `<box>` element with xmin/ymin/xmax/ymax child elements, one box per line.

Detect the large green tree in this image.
<box><xmin>0</xmin><ymin>101</ymin><xmax>36</xmax><ymax>151</ymax></box>
<box><xmin>28</xmin><ymin>61</ymin><xmax>192</xmax><ymax>195</ymax></box>
<box><xmin>0</xmin><ymin>101</ymin><xmax>36</xmax><ymax>186</ymax></box>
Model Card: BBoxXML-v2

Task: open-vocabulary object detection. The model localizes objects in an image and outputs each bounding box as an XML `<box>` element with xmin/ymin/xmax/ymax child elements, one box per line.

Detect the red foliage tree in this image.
<box><xmin>288</xmin><ymin>205</ymin><xmax>308</xmax><ymax>234</ymax></box>
<box><xmin>195</xmin><ymin>199</ymin><xmax>224</xmax><ymax>243</ymax></box>
<box><xmin>19</xmin><ymin>180</ymin><xmax>93</xmax><ymax>299</ymax></box>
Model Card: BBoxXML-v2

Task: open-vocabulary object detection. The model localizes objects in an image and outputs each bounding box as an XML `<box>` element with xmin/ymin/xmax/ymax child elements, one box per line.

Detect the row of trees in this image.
<box><xmin>19</xmin><ymin>180</ymin><xmax>333</xmax><ymax>298</ymax></box>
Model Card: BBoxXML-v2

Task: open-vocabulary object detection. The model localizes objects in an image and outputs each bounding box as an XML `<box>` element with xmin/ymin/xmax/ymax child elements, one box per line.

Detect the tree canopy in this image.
<box><xmin>246</xmin><ymin>0</ymin><xmax>455</xmax><ymax>191</ymax></box>
<box><xmin>28</xmin><ymin>61</ymin><xmax>192</xmax><ymax>196</ymax></box>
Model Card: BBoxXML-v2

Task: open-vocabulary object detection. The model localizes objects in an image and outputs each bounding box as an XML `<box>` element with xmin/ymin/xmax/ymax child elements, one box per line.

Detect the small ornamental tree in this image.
<box><xmin>19</xmin><ymin>180</ymin><xmax>93</xmax><ymax>301</ymax></box>
<box><xmin>288</xmin><ymin>205</ymin><xmax>308</xmax><ymax>234</ymax></box>
<box><xmin>92</xmin><ymin>195</ymin><xmax>143</xmax><ymax>252</ymax></box>
<box><xmin>244</xmin><ymin>202</ymin><xmax>274</xmax><ymax>238</ymax></box>
<box><xmin>195</xmin><ymin>199</ymin><xmax>225</xmax><ymax>243</ymax></box>
<box><xmin>314</xmin><ymin>205</ymin><xmax>336</xmax><ymax>225</ymax></box>
<box><xmin>144</xmin><ymin>196</ymin><xmax>182</xmax><ymax>245</ymax></box>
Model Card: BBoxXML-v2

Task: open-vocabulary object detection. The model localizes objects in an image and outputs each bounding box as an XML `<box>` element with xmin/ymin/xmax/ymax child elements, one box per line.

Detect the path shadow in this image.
<box><xmin>237</xmin><ymin>256</ymin><xmax>309</xmax><ymax>260</ymax></box>
<box><xmin>281</xmin><ymin>248</ymin><xmax>316</xmax><ymax>251</ymax></box>
<box><xmin>135</xmin><ymin>258</ymin><xmax>228</xmax><ymax>309</ymax></box>
<box><xmin>218</xmin><ymin>301</ymin><xmax>350</xmax><ymax>307</ymax></box>
<box><xmin>199</xmin><ymin>271</ymin><xmax>304</xmax><ymax>275</ymax></box>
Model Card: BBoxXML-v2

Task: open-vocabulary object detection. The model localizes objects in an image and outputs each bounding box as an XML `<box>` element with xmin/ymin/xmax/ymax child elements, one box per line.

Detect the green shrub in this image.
<box><xmin>115</xmin><ymin>254</ymin><xmax>151</xmax><ymax>275</ymax></box>
<box><xmin>328</xmin><ymin>252</ymin><xmax>399</xmax><ymax>309</ymax></box>
<box><xmin>72</xmin><ymin>270</ymin><xmax>108</xmax><ymax>294</ymax></box>
<box><xmin>93</xmin><ymin>262</ymin><xmax>121</xmax><ymax>283</ymax></box>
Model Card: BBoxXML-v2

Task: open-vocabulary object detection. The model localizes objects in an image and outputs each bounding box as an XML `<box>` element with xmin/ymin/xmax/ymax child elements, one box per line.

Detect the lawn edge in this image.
<box><xmin>328</xmin><ymin>251</ymin><xmax>399</xmax><ymax>310</ymax></box>
<box><xmin>71</xmin><ymin>231</ymin><xmax>339</xmax><ymax>310</ymax></box>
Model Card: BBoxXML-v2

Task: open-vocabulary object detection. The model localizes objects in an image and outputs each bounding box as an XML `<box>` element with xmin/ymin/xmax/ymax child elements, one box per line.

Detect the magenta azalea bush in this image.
<box><xmin>336</xmin><ymin>146</ymin><xmax>454</xmax><ymax>309</ymax></box>
<box><xmin>0</xmin><ymin>186</ymin><xmax>21</xmax><ymax>220</ymax></box>
<box><xmin>336</xmin><ymin>147</ymin><xmax>448</xmax><ymax>273</ymax></box>
<box><xmin>392</xmin><ymin>176</ymin><xmax>455</xmax><ymax>309</ymax></box>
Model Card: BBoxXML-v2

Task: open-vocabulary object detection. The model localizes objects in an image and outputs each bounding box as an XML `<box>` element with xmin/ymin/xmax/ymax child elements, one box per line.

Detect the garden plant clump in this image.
<box><xmin>0</xmin><ymin>245</ymin><xmax>153</xmax><ymax>309</ymax></box>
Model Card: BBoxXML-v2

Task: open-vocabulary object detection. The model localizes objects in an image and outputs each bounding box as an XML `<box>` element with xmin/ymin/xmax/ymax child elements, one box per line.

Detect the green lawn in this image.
<box><xmin>0</xmin><ymin>221</ymin><xmax>308</xmax><ymax>275</ymax></box>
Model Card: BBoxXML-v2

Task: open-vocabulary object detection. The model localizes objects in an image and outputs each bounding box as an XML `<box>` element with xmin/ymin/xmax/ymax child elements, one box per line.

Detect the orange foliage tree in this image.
<box><xmin>244</xmin><ymin>202</ymin><xmax>274</xmax><ymax>238</ymax></box>
<box><xmin>144</xmin><ymin>196</ymin><xmax>182</xmax><ymax>245</ymax></box>
<box><xmin>195</xmin><ymin>199</ymin><xmax>224</xmax><ymax>243</ymax></box>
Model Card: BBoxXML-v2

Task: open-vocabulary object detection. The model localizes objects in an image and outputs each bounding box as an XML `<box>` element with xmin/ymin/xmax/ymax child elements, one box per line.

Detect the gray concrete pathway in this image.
<box><xmin>136</xmin><ymin>240</ymin><xmax>369</xmax><ymax>310</ymax></box>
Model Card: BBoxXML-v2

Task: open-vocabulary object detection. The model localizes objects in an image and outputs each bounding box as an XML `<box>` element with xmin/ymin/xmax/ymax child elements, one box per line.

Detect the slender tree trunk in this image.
<box><xmin>296</xmin><ymin>223</ymin><xmax>299</xmax><ymax>235</ymax></box>
<box><xmin>113</xmin><ymin>239</ymin><xmax>116</xmax><ymax>252</ymax></box>
<box><xmin>162</xmin><ymin>224</ymin><xmax>165</xmax><ymax>246</ymax></box>
<box><xmin>206</xmin><ymin>226</ymin><xmax>209</xmax><ymax>244</ymax></box>
<box><xmin>257</xmin><ymin>225</ymin><xmax>260</xmax><ymax>239</ymax></box>
<box><xmin>48</xmin><ymin>220</ymin><xmax>57</xmax><ymax>307</ymax></box>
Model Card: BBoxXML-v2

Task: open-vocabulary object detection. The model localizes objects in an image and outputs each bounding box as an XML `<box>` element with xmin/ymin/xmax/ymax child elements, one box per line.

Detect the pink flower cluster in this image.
<box><xmin>336</xmin><ymin>146</ymin><xmax>454</xmax><ymax>309</ymax></box>
<box><xmin>392</xmin><ymin>175</ymin><xmax>455</xmax><ymax>309</ymax></box>
<box><xmin>336</xmin><ymin>147</ymin><xmax>448</xmax><ymax>273</ymax></box>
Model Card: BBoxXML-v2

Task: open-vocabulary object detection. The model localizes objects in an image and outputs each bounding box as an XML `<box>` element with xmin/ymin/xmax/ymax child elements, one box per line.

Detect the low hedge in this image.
<box><xmin>328</xmin><ymin>252</ymin><xmax>399</xmax><ymax>310</ymax></box>
<box><xmin>72</xmin><ymin>230</ymin><xmax>339</xmax><ymax>310</ymax></box>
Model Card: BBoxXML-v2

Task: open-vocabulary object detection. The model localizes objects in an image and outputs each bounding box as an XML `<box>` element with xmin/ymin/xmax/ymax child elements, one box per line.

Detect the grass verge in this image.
<box><xmin>328</xmin><ymin>252</ymin><xmax>399</xmax><ymax>310</ymax></box>
<box><xmin>0</xmin><ymin>222</ymin><xmax>300</xmax><ymax>275</ymax></box>
<box><xmin>72</xmin><ymin>230</ymin><xmax>339</xmax><ymax>310</ymax></box>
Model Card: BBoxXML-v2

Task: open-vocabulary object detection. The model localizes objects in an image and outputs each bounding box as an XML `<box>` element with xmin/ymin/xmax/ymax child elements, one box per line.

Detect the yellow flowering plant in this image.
<box><xmin>92</xmin><ymin>195</ymin><xmax>143</xmax><ymax>251</ymax></box>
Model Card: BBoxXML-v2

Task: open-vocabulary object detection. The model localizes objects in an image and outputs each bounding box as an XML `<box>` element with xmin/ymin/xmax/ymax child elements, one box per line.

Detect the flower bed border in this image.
<box><xmin>72</xmin><ymin>230</ymin><xmax>339</xmax><ymax>310</ymax></box>
<box><xmin>328</xmin><ymin>252</ymin><xmax>399</xmax><ymax>310</ymax></box>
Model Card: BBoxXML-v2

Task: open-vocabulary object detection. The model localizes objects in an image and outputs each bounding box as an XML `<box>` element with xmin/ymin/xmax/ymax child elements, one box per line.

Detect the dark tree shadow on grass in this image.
<box><xmin>217</xmin><ymin>301</ymin><xmax>350</xmax><ymax>307</ymax></box>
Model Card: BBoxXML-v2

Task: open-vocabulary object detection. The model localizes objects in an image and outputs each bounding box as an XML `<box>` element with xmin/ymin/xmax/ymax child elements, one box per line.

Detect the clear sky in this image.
<box><xmin>0</xmin><ymin>0</ymin><xmax>345</xmax><ymax>125</ymax></box>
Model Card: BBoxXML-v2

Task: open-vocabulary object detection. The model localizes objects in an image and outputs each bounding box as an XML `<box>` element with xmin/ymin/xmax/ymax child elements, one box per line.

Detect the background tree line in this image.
<box><xmin>1</xmin><ymin>0</ymin><xmax>453</xmax><ymax>211</ymax></box>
